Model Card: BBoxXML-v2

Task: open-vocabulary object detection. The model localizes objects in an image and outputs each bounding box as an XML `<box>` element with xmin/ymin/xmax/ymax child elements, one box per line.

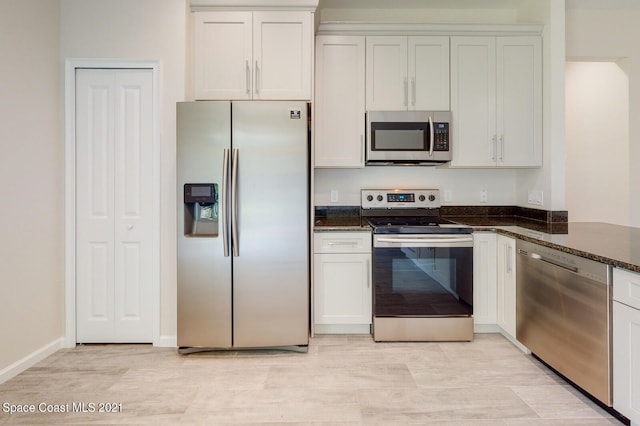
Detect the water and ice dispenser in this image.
<box><xmin>183</xmin><ymin>183</ymin><xmax>218</xmax><ymax>237</ymax></box>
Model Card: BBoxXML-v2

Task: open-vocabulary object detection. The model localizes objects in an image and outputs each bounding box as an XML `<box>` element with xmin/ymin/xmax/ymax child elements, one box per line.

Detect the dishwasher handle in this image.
<box><xmin>526</xmin><ymin>250</ymin><xmax>579</xmax><ymax>274</ymax></box>
<box><xmin>517</xmin><ymin>244</ymin><xmax>610</xmax><ymax>285</ymax></box>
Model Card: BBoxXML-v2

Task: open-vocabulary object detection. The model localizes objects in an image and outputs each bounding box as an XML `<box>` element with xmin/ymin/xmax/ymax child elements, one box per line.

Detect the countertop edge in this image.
<box><xmin>313</xmin><ymin>223</ymin><xmax>640</xmax><ymax>273</ymax></box>
<box><xmin>469</xmin><ymin>226</ymin><xmax>640</xmax><ymax>274</ymax></box>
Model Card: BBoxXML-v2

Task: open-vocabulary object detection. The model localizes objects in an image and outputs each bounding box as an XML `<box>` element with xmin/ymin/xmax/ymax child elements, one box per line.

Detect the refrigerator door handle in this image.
<box><xmin>231</xmin><ymin>148</ymin><xmax>239</xmax><ymax>257</ymax></box>
<box><xmin>222</xmin><ymin>148</ymin><xmax>230</xmax><ymax>257</ymax></box>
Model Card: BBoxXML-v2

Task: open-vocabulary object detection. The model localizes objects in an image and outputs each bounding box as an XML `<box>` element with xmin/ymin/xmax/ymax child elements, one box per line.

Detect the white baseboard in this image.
<box><xmin>0</xmin><ymin>337</ymin><xmax>64</xmax><ymax>384</ymax></box>
<box><xmin>474</xmin><ymin>323</ymin><xmax>500</xmax><ymax>333</ymax></box>
<box><xmin>156</xmin><ymin>334</ymin><xmax>177</xmax><ymax>348</ymax></box>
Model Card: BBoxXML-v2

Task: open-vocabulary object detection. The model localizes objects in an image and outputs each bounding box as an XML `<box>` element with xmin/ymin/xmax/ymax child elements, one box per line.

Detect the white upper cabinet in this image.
<box><xmin>314</xmin><ymin>35</ymin><xmax>366</xmax><ymax>168</ymax></box>
<box><xmin>450</xmin><ymin>36</ymin><xmax>541</xmax><ymax>167</ymax></box>
<box><xmin>193</xmin><ymin>11</ymin><xmax>312</xmax><ymax>100</ymax></box>
<box><xmin>366</xmin><ymin>36</ymin><xmax>449</xmax><ymax>111</ymax></box>
<box><xmin>408</xmin><ymin>36</ymin><xmax>450</xmax><ymax>111</ymax></box>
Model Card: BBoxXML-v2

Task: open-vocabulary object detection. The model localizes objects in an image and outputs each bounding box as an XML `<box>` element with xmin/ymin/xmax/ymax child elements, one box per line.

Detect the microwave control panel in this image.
<box><xmin>433</xmin><ymin>122</ymin><xmax>449</xmax><ymax>151</ymax></box>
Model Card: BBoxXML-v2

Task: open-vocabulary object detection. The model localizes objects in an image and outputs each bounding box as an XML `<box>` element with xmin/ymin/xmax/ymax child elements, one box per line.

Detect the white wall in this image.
<box><xmin>0</xmin><ymin>0</ymin><xmax>64</xmax><ymax>372</ymax></box>
<box><xmin>59</xmin><ymin>0</ymin><xmax>187</xmax><ymax>341</ymax></box>
<box><xmin>315</xmin><ymin>168</ymin><xmax>517</xmax><ymax>206</ymax></box>
<box><xmin>515</xmin><ymin>0</ymin><xmax>566</xmax><ymax>212</ymax></box>
<box><xmin>565</xmin><ymin>62</ymin><xmax>629</xmax><ymax>225</ymax></box>
<box><xmin>566</xmin><ymin>1</ymin><xmax>640</xmax><ymax>227</ymax></box>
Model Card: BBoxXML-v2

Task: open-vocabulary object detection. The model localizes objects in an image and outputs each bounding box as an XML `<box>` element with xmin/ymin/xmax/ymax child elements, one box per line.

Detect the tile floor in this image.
<box><xmin>0</xmin><ymin>334</ymin><xmax>622</xmax><ymax>425</ymax></box>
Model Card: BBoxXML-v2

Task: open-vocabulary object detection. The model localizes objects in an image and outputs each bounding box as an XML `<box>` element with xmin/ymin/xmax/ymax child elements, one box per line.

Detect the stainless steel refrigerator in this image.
<box><xmin>177</xmin><ymin>101</ymin><xmax>309</xmax><ymax>349</ymax></box>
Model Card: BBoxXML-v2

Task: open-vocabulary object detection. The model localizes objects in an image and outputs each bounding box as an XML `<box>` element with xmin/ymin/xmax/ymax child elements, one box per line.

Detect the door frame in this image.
<box><xmin>64</xmin><ymin>59</ymin><xmax>161</xmax><ymax>348</ymax></box>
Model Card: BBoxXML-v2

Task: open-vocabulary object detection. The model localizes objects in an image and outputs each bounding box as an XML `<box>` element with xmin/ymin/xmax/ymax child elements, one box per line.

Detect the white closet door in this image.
<box><xmin>76</xmin><ymin>68</ymin><xmax>153</xmax><ymax>343</ymax></box>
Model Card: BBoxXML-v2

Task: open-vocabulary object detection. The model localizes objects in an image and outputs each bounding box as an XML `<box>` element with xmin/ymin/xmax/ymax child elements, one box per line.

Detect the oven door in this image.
<box><xmin>373</xmin><ymin>234</ymin><xmax>474</xmax><ymax>318</ymax></box>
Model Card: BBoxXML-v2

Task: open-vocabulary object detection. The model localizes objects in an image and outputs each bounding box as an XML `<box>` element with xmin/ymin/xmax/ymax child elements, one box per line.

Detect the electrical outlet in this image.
<box><xmin>480</xmin><ymin>189</ymin><xmax>488</xmax><ymax>203</ymax></box>
<box><xmin>444</xmin><ymin>190</ymin><xmax>452</xmax><ymax>202</ymax></box>
<box><xmin>330</xmin><ymin>190</ymin><xmax>339</xmax><ymax>203</ymax></box>
<box><xmin>527</xmin><ymin>190</ymin><xmax>543</xmax><ymax>206</ymax></box>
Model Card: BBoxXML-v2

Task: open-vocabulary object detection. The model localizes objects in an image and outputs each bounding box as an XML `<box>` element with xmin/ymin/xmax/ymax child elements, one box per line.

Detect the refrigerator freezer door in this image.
<box><xmin>231</xmin><ymin>101</ymin><xmax>309</xmax><ymax>347</ymax></box>
<box><xmin>177</xmin><ymin>101</ymin><xmax>232</xmax><ymax>348</ymax></box>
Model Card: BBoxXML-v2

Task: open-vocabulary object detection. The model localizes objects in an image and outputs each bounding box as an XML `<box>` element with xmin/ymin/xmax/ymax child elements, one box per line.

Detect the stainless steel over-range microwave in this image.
<box><xmin>366</xmin><ymin>111</ymin><xmax>452</xmax><ymax>165</ymax></box>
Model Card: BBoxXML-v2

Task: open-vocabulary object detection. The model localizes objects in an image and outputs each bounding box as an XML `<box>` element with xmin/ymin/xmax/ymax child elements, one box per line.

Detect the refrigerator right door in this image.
<box><xmin>177</xmin><ymin>101</ymin><xmax>232</xmax><ymax>348</ymax></box>
<box><xmin>231</xmin><ymin>101</ymin><xmax>309</xmax><ymax>348</ymax></box>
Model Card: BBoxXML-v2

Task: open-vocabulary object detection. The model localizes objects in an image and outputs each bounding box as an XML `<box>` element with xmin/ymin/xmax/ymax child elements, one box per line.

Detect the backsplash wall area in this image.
<box><xmin>314</xmin><ymin>167</ymin><xmax>518</xmax><ymax>206</ymax></box>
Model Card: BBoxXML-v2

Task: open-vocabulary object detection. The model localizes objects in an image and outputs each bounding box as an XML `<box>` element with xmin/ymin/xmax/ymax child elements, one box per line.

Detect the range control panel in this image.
<box><xmin>361</xmin><ymin>189</ymin><xmax>441</xmax><ymax>209</ymax></box>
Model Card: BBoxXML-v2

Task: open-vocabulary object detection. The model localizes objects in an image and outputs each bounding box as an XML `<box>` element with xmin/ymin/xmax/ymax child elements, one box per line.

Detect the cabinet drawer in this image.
<box><xmin>614</xmin><ymin>268</ymin><xmax>640</xmax><ymax>310</ymax></box>
<box><xmin>314</xmin><ymin>232</ymin><xmax>371</xmax><ymax>254</ymax></box>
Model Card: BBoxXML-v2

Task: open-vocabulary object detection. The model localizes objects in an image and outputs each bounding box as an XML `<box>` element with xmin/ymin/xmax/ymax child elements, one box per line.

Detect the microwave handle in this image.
<box><xmin>429</xmin><ymin>116</ymin><xmax>434</xmax><ymax>157</ymax></box>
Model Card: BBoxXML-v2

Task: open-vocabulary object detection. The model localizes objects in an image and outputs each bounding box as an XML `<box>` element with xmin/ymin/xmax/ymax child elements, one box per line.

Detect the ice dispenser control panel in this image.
<box><xmin>183</xmin><ymin>183</ymin><xmax>218</xmax><ymax>237</ymax></box>
<box><xmin>184</xmin><ymin>183</ymin><xmax>216</xmax><ymax>204</ymax></box>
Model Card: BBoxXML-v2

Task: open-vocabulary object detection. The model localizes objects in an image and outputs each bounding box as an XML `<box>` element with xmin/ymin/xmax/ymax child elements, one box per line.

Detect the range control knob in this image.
<box><xmin>377</xmin><ymin>195</ymin><xmax>384</xmax><ymax>202</ymax></box>
<box><xmin>366</xmin><ymin>195</ymin><xmax>373</xmax><ymax>202</ymax></box>
<box><xmin>418</xmin><ymin>195</ymin><xmax>426</xmax><ymax>201</ymax></box>
<box><xmin>429</xmin><ymin>194</ymin><xmax>436</xmax><ymax>202</ymax></box>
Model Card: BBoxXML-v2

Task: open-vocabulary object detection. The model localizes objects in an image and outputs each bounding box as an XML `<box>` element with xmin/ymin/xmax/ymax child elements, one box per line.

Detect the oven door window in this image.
<box><xmin>373</xmin><ymin>245</ymin><xmax>473</xmax><ymax>316</ymax></box>
<box><xmin>371</xmin><ymin>122</ymin><xmax>429</xmax><ymax>151</ymax></box>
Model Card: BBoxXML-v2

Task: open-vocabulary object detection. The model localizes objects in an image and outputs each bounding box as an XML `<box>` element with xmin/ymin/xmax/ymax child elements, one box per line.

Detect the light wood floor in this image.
<box><xmin>0</xmin><ymin>334</ymin><xmax>621</xmax><ymax>425</ymax></box>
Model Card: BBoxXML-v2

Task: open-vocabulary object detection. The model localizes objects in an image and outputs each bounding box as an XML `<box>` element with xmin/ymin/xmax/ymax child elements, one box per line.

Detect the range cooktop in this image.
<box><xmin>361</xmin><ymin>189</ymin><xmax>472</xmax><ymax>235</ymax></box>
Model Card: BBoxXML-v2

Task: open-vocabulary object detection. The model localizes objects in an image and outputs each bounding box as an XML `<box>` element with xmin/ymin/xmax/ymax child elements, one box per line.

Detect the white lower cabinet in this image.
<box><xmin>613</xmin><ymin>267</ymin><xmax>640</xmax><ymax>425</ymax></box>
<box><xmin>496</xmin><ymin>234</ymin><xmax>516</xmax><ymax>338</ymax></box>
<box><xmin>473</xmin><ymin>232</ymin><xmax>497</xmax><ymax>329</ymax></box>
<box><xmin>313</xmin><ymin>232</ymin><xmax>372</xmax><ymax>334</ymax></box>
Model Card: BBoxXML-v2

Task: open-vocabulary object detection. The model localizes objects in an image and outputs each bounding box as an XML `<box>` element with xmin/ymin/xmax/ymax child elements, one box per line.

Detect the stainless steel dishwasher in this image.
<box><xmin>516</xmin><ymin>239</ymin><xmax>612</xmax><ymax>406</ymax></box>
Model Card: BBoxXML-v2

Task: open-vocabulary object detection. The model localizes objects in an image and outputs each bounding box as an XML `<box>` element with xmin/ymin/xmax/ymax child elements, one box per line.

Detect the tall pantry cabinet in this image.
<box><xmin>192</xmin><ymin>10</ymin><xmax>313</xmax><ymax>100</ymax></box>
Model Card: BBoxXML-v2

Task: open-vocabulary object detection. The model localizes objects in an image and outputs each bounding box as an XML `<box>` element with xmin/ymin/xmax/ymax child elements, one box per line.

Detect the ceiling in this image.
<box><xmin>317</xmin><ymin>0</ymin><xmax>531</xmax><ymax>9</ymax></box>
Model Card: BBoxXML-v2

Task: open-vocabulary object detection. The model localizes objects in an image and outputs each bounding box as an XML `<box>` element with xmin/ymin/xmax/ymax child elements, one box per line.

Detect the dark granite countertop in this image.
<box><xmin>476</xmin><ymin>222</ymin><xmax>640</xmax><ymax>274</ymax></box>
<box><xmin>313</xmin><ymin>206</ymin><xmax>640</xmax><ymax>273</ymax></box>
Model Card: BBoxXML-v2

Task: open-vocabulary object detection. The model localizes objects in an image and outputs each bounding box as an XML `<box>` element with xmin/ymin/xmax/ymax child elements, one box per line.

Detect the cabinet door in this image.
<box><xmin>314</xmin><ymin>36</ymin><xmax>365</xmax><ymax>168</ymax></box>
<box><xmin>473</xmin><ymin>232</ymin><xmax>497</xmax><ymax>326</ymax></box>
<box><xmin>613</xmin><ymin>301</ymin><xmax>640</xmax><ymax>424</ymax></box>
<box><xmin>408</xmin><ymin>36</ymin><xmax>450</xmax><ymax>111</ymax></box>
<box><xmin>450</xmin><ymin>36</ymin><xmax>497</xmax><ymax>167</ymax></box>
<box><xmin>497</xmin><ymin>37</ymin><xmax>542</xmax><ymax>167</ymax></box>
<box><xmin>314</xmin><ymin>253</ymin><xmax>372</xmax><ymax>325</ymax></box>
<box><xmin>366</xmin><ymin>36</ymin><xmax>408</xmax><ymax>110</ymax></box>
<box><xmin>193</xmin><ymin>12</ymin><xmax>252</xmax><ymax>100</ymax></box>
<box><xmin>496</xmin><ymin>235</ymin><xmax>516</xmax><ymax>337</ymax></box>
<box><xmin>253</xmin><ymin>11</ymin><xmax>312</xmax><ymax>100</ymax></box>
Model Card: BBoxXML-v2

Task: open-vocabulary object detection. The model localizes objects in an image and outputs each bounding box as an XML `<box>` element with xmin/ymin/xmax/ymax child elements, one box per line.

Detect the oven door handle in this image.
<box><xmin>375</xmin><ymin>236</ymin><xmax>473</xmax><ymax>247</ymax></box>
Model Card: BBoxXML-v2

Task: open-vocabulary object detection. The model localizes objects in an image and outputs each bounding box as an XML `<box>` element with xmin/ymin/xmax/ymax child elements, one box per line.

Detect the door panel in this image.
<box><xmin>253</xmin><ymin>12</ymin><xmax>311</xmax><ymax>100</ymax></box>
<box><xmin>76</xmin><ymin>68</ymin><xmax>154</xmax><ymax>343</ymax></box>
<box><xmin>366</xmin><ymin>36</ymin><xmax>407</xmax><ymax>111</ymax></box>
<box><xmin>194</xmin><ymin>12</ymin><xmax>252</xmax><ymax>100</ymax></box>
<box><xmin>176</xmin><ymin>101</ymin><xmax>232</xmax><ymax>348</ymax></box>
<box><xmin>450</xmin><ymin>37</ymin><xmax>497</xmax><ymax>167</ymax></box>
<box><xmin>231</xmin><ymin>102</ymin><xmax>309</xmax><ymax>347</ymax></box>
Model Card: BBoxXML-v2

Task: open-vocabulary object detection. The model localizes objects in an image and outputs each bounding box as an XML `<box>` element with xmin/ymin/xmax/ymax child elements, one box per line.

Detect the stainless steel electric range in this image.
<box><xmin>361</xmin><ymin>189</ymin><xmax>474</xmax><ymax>342</ymax></box>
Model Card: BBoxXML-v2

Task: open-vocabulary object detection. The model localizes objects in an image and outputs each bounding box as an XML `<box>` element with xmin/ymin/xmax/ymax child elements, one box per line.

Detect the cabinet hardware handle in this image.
<box><xmin>492</xmin><ymin>135</ymin><xmax>497</xmax><ymax>161</ymax></box>
<box><xmin>255</xmin><ymin>60</ymin><xmax>259</xmax><ymax>95</ymax></box>
<box><xmin>245</xmin><ymin>60</ymin><xmax>251</xmax><ymax>95</ymax></box>
<box><xmin>411</xmin><ymin>77</ymin><xmax>416</xmax><ymax>106</ymax></box>
<box><xmin>403</xmin><ymin>77</ymin><xmax>408</xmax><ymax>107</ymax></box>
<box><xmin>499</xmin><ymin>135</ymin><xmax>504</xmax><ymax>162</ymax></box>
<box><xmin>360</xmin><ymin>134</ymin><xmax>364</xmax><ymax>164</ymax></box>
